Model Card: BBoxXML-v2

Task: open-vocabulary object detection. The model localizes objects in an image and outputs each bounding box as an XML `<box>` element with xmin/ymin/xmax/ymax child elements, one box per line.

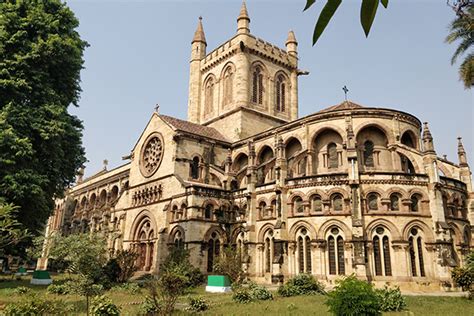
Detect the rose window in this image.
<box><xmin>140</xmin><ymin>134</ymin><xmax>164</xmax><ymax>177</ymax></box>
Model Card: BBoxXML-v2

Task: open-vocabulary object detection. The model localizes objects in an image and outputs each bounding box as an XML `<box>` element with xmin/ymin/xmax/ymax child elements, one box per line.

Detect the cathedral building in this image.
<box><xmin>43</xmin><ymin>3</ymin><xmax>473</xmax><ymax>291</ymax></box>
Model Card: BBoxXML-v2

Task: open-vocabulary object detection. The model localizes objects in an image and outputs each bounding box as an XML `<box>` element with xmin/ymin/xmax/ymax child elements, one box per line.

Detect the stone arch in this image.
<box><xmin>365</xmin><ymin>218</ymin><xmax>402</xmax><ymax>240</ymax></box>
<box><xmin>400</xmin><ymin>129</ymin><xmax>419</xmax><ymax>149</ymax></box>
<box><xmin>288</xmin><ymin>190</ymin><xmax>307</xmax><ymax>202</ymax></box>
<box><xmin>232</xmin><ymin>152</ymin><xmax>249</xmax><ymax>172</ymax></box>
<box><xmin>402</xmin><ymin>220</ymin><xmax>435</xmax><ymax>243</ymax></box>
<box><xmin>447</xmin><ymin>222</ymin><xmax>463</xmax><ymax>245</ymax></box>
<box><xmin>168</xmin><ymin>225</ymin><xmax>185</xmax><ymax>244</ymax></box>
<box><xmin>327</xmin><ymin>187</ymin><xmax>350</xmax><ymax>200</ymax></box>
<box><xmin>203</xmin><ymin>225</ymin><xmax>227</xmax><ymax>243</ymax></box>
<box><xmin>306</xmin><ymin>188</ymin><xmax>329</xmax><ymax>201</ymax></box>
<box><xmin>284</xmin><ymin>136</ymin><xmax>303</xmax><ymax>156</ymax></box>
<box><xmin>220</xmin><ymin>62</ymin><xmax>236</xmax><ymax>108</ymax></box>
<box><xmin>362</xmin><ymin>187</ymin><xmax>386</xmax><ymax>200</ymax></box>
<box><xmin>407</xmin><ymin>188</ymin><xmax>428</xmax><ymax>201</ymax></box>
<box><xmin>310</xmin><ymin>126</ymin><xmax>346</xmax><ymax>146</ymax></box>
<box><xmin>354</xmin><ymin>122</ymin><xmax>394</xmax><ymax>144</ymax></box>
<box><xmin>258</xmin><ymin>223</ymin><xmax>275</xmax><ymax>243</ymax></box>
<box><xmin>395</xmin><ymin>148</ymin><xmax>422</xmax><ymax>173</ymax></box>
<box><xmin>437</xmin><ymin>162</ymin><xmax>453</xmax><ymax>178</ymax></box>
<box><xmin>257</xmin><ymin>145</ymin><xmax>274</xmax><ymax>165</ymax></box>
<box><xmin>289</xmin><ymin>220</ymin><xmax>317</xmax><ymax>240</ymax></box>
<box><xmin>129</xmin><ymin>209</ymin><xmax>158</xmax><ymax>240</ymax></box>
<box><xmin>318</xmin><ymin>219</ymin><xmax>351</xmax><ymax>240</ymax></box>
<box><xmin>203</xmin><ymin>73</ymin><xmax>217</xmax><ymax>115</ymax></box>
<box><xmin>219</xmin><ymin>61</ymin><xmax>236</xmax><ymax>79</ymax></box>
<box><xmin>386</xmin><ymin>187</ymin><xmax>408</xmax><ymax>200</ymax></box>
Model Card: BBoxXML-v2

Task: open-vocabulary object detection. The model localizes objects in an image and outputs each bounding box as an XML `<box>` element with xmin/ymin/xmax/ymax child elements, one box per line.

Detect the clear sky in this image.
<box><xmin>66</xmin><ymin>0</ymin><xmax>473</xmax><ymax>176</ymax></box>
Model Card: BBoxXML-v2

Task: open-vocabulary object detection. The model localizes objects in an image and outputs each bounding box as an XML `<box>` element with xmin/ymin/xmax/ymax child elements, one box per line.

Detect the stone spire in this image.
<box><xmin>422</xmin><ymin>122</ymin><xmax>435</xmax><ymax>154</ymax></box>
<box><xmin>237</xmin><ymin>1</ymin><xmax>250</xmax><ymax>34</ymax></box>
<box><xmin>192</xmin><ymin>16</ymin><xmax>206</xmax><ymax>44</ymax></box>
<box><xmin>286</xmin><ymin>30</ymin><xmax>298</xmax><ymax>56</ymax></box>
<box><xmin>458</xmin><ymin>137</ymin><xmax>468</xmax><ymax>167</ymax></box>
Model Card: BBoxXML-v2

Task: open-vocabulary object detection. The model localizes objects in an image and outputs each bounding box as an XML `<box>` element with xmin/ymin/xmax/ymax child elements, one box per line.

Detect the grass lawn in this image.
<box><xmin>0</xmin><ymin>275</ymin><xmax>472</xmax><ymax>315</ymax></box>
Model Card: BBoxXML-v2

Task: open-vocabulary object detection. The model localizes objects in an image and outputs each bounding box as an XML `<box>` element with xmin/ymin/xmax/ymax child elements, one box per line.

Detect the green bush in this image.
<box><xmin>248</xmin><ymin>282</ymin><xmax>273</xmax><ymax>300</ymax></box>
<box><xmin>111</xmin><ymin>282</ymin><xmax>141</xmax><ymax>294</ymax></box>
<box><xmin>102</xmin><ymin>258</ymin><xmax>121</xmax><ymax>284</ymax></box>
<box><xmin>139</xmin><ymin>295</ymin><xmax>161</xmax><ymax>315</ymax></box>
<box><xmin>452</xmin><ymin>266</ymin><xmax>474</xmax><ymax>291</ymax></box>
<box><xmin>375</xmin><ymin>285</ymin><xmax>406</xmax><ymax>312</ymax></box>
<box><xmin>186</xmin><ymin>296</ymin><xmax>209</xmax><ymax>312</ymax></box>
<box><xmin>325</xmin><ymin>275</ymin><xmax>381</xmax><ymax>316</ymax></box>
<box><xmin>13</xmin><ymin>286</ymin><xmax>30</xmax><ymax>295</ymax></box>
<box><xmin>4</xmin><ymin>296</ymin><xmax>72</xmax><ymax>315</ymax></box>
<box><xmin>186</xmin><ymin>266</ymin><xmax>205</xmax><ymax>288</ymax></box>
<box><xmin>232</xmin><ymin>287</ymin><xmax>254</xmax><ymax>304</ymax></box>
<box><xmin>277</xmin><ymin>274</ymin><xmax>325</xmax><ymax>297</ymax></box>
<box><xmin>47</xmin><ymin>283</ymin><xmax>72</xmax><ymax>295</ymax></box>
<box><xmin>90</xmin><ymin>295</ymin><xmax>121</xmax><ymax>316</ymax></box>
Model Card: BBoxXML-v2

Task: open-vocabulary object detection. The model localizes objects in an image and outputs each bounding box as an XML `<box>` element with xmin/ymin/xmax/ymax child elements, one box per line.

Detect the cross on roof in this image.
<box><xmin>155</xmin><ymin>103</ymin><xmax>160</xmax><ymax>113</ymax></box>
<box><xmin>342</xmin><ymin>85</ymin><xmax>349</xmax><ymax>101</ymax></box>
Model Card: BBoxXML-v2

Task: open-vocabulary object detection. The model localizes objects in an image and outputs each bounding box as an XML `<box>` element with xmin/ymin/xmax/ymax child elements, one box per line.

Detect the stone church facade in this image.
<box><xmin>43</xmin><ymin>3</ymin><xmax>473</xmax><ymax>291</ymax></box>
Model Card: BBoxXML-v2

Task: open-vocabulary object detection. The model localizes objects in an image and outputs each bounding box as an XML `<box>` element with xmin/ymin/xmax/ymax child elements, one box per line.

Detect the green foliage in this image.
<box><xmin>0</xmin><ymin>0</ymin><xmax>87</xmax><ymax>248</ymax></box>
<box><xmin>232</xmin><ymin>287</ymin><xmax>254</xmax><ymax>304</ymax></box>
<box><xmin>445</xmin><ymin>4</ymin><xmax>474</xmax><ymax>89</ymax></box>
<box><xmin>161</xmin><ymin>247</ymin><xmax>204</xmax><ymax>288</ymax></box>
<box><xmin>114</xmin><ymin>249</ymin><xmax>139</xmax><ymax>283</ymax></box>
<box><xmin>452</xmin><ymin>266</ymin><xmax>474</xmax><ymax>291</ymax></box>
<box><xmin>4</xmin><ymin>295</ymin><xmax>73</xmax><ymax>315</ymax></box>
<box><xmin>47</xmin><ymin>283</ymin><xmax>72</xmax><ymax>295</ymax></box>
<box><xmin>111</xmin><ymin>282</ymin><xmax>142</xmax><ymax>294</ymax></box>
<box><xmin>248</xmin><ymin>282</ymin><xmax>273</xmax><ymax>301</ymax></box>
<box><xmin>0</xmin><ymin>199</ymin><xmax>30</xmax><ymax>254</ymax></box>
<box><xmin>13</xmin><ymin>286</ymin><xmax>30</xmax><ymax>295</ymax></box>
<box><xmin>304</xmin><ymin>0</ymin><xmax>389</xmax><ymax>45</ymax></box>
<box><xmin>375</xmin><ymin>285</ymin><xmax>406</xmax><ymax>312</ymax></box>
<box><xmin>186</xmin><ymin>296</ymin><xmax>209</xmax><ymax>312</ymax></box>
<box><xmin>232</xmin><ymin>282</ymin><xmax>273</xmax><ymax>303</ymax></box>
<box><xmin>139</xmin><ymin>295</ymin><xmax>161</xmax><ymax>315</ymax></box>
<box><xmin>90</xmin><ymin>295</ymin><xmax>121</xmax><ymax>316</ymax></box>
<box><xmin>103</xmin><ymin>258</ymin><xmax>121</xmax><ymax>284</ymax></box>
<box><xmin>277</xmin><ymin>274</ymin><xmax>325</xmax><ymax>297</ymax></box>
<box><xmin>213</xmin><ymin>246</ymin><xmax>245</xmax><ymax>284</ymax></box>
<box><xmin>325</xmin><ymin>275</ymin><xmax>381</xmax><ymax>316</ymax></box>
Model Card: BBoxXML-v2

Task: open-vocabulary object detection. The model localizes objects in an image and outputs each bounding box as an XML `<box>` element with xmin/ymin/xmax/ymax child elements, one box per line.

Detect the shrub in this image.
<box><xmin>213</xmin><ymin>246</ymin><xmax>245</xmax><ymax>284</ymax></box>
<box><xmin>186</xmin><ymin>296</ymin><xmax>209</xmax><ymax>312</ymax></box>
<box><xmin>277</xmin><ymin>274</ymin><xmax>325</xmax><ymax>297</ymax></box>
<box><xmin>248</xmin><ymin>282</ymin><xmax>273</xmax><ymax>301</ymax></box>
<box><xmin>114</xmin><ymin>249</ymin><xmax>139</xmax><ymax>283</ymax></box>
<box><xmin>47</xmin><ymin>283</ymin><xmax>72</xmax><ymax>295</ymax></box>
<box><xmin>375</xmin><ymin>285</ymin><xmax>406</xmax><ymax>312</ymax></box>
<box><xmin>452</xmin><ymin>266</ymin><xmax>474</xmax><ymax>291</ymax></box>
<box><xmin>139</xmin><ymin>295</ymin><xmax>161</xmax><ymax>315</ymax></box>
<box><xmin>90</xmin><ymin>295</ymin><xmax>121</xmax><ymax>316</ymax></box>
<box><xmin>325</xmin><ymin>275</ymin><xmax>381</xmax><ymax>316</ymax></box>
<box><xmin>4</xmin><ymin>296</ymin><xmax>72</xmax><ymax>315</ymax></box>
<box><xmin>103</xmin><ymin>258</ymin><xmax>121</xmax><ymax>284</ymax></box>
<box><xmin>186</xmin><ymin>267</ymin><xmax>205</xmax><ymax>288</ymax></box>
<box><xmin>161</xmin><ymin>247</ymin><xmax>204</xmax><ymax>288</ymax></box>
<box><xmin>111</xmin><ymin>282</ymin><xmax>141</xmax><ymax>294</ymax></box>
<box><xmin>232</xmin><ymin>287</ymin><xmax>254</xmax><ymax>304</ymax></box>
<box><xmin>13</xmin><ymin>286</ymin><xmax>30</xmax><ymax>295</ymax></box>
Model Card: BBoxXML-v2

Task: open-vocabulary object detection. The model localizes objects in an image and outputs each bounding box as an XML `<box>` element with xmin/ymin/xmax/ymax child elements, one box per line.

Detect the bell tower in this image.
<box><xmin>187</xmin><ymin>2</ymin><xmax>300</xmax><ymax>141</ymax></box>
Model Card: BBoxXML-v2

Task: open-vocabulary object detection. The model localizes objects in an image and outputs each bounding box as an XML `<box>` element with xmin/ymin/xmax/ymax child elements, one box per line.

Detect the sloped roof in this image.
<box><xmin>318</xmin><ymin>100</ymin><xmax>365</xmax><ymax>113</ymax></box>
<box><xmin>159</xmin><ymin>114</ymin><xmax>229</xmax><ymax>142</ymax></box>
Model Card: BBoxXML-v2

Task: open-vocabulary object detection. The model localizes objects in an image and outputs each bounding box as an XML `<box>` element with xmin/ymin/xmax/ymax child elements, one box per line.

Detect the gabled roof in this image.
<box><xmin>318</xmin><ymin>100</ymin><xmax>365</xmax><ymax>113</ymax></box>
<box><xmin>159</xmin><ymin>114</ymin><xmax>229</xmax><ymax>142</ymax></box>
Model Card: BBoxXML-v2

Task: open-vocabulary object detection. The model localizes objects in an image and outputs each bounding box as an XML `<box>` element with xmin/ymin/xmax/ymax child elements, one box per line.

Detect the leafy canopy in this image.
<box><xmin>304</xmin><ymin>0</ymin><xmax>389</xmax><ymax>45</ymax></box>
<box><xmin>0</xmin><ymin>199</ymin><xmax>30</xmax><ymax>255</ymax></box>
<box><xmin>0</xmin><ymin>0</ymin><xmax>87</xmax><ymax>245</ymax></box>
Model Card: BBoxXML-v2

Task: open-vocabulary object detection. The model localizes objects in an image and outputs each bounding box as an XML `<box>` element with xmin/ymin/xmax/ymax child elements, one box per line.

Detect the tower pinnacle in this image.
<box><xmin>192</xmin><ymin>16</ymin><xmax>207</xmax><ymax>44</ymax></box>
<box><xmin>422</xmin><ymin>122</ymin><xmax>435</xmax><ymax>154</ymax></box>
<box><xmin>286</xmin><ymin>30</ymin><xmax>298</xmax><ymax>56</ymax></box>
<box><xmin>458</xmin><ymin>137</ymin><xmax>468</xmax><ymax>167</ymax></box>
<box><xmin>237</xmin><ymin>1</ymin><xmax>250</xmax><ymax>34</ymax></box>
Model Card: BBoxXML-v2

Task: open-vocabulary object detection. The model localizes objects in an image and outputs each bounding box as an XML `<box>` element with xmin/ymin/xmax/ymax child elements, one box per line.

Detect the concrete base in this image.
<box><xmin>30</xmin><ymin>278</ymin><xmax>52</xmax><ymax>285</ymax></box>
<box><xmin>205</xmin><ymin>285</ymin><xmax>232</xmax><ymax>293</ymax></box>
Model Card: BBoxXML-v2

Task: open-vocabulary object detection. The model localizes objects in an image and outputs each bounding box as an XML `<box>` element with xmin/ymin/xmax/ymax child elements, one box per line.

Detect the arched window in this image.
<box><xmin>259</xmin><ymin>201</ymin><xmax>267</xmax><ymax>219</ymax></box>
<box><xmin>293</xmin><ymin>196</ymin><xmax>304</xmax><ymax>214</ymax></box>
<box><xmin>207</xmin><ymin>231</ymin><xmax>220</xmax><ymax>272</ymax></box>
<box><xmin>367</xmin><ymin>193</ymin><xmax>379</xmax><ymax>211</ymax></box>
<box><xmin>364</xmin><ymin>140</ymin><xmax>375</xmax><ymax>167</ymax></box>
<box><xmin>297</xmin><ymin>228</ymin><xmax>312</xmax><ymax>274</ymax></box>
<box><xmin>133</xmin><ymin>217</ymin><xmax>155</xmax><ymax>271</ymax></box>
<box><xmin>389</xmin><ymin>194</ymin><xmax>400</xmax><ymax>211</ymax></box>
<box><xmin>372</xmin><ymin>226</ymin><xmax>392</xmax><ymax>276</ymax></box>
<box><xmin>190</xmin><ymin>157</ymin><xmax>200</xmax><ymax>179</ymax></box>
<box><xmin>270</xmin><ymin>199</ymin><xmax>276</xmax><ymax>218</ymax></box>
<box><xmin>172</xmin><ymin>205</ymin><xmax>178</xmax><ymax>221</ymax></box>
<box><xmin>252</xmin><ymin>66</ymin><xmax>264</xmax><ymax>105</ymax></box>
<box><xmin>327</xmin><ymin>143</ymin><xmax>338</xmax><ymax>169</ymax></box>
<box><xmin>328</xmin><ymin>227</ymin><xmax>345</xmax><ymax>275</ymax></box>
<box><xmin>275</xmin><ymin>74</ymin><xmax>286</xmax><ymax>112</ymax></box>
<box><xmin>408</xmin><ymin>227</ymin><xmax>425</xmax><ymax>277</ymax></box>
<box><xmin>264</xmin><ymin>229</ymin><xmax>274</xmax><ymax>273</ymax></box>
<box><xmin>332</xmin><ymin>194</ymin><xmax>343</xmax><ymax>211</ymax></box>
<box><xmin>400</xmin><ymin>154</ymin><xmax>416</xmax><ymax>174</ymax></box>
<box><xmin>410</xmin><ymin>194</ymin><xmax>421</xmax><ymax>212</ymax></box>
<box><xmin>311</xmin><ymin>195</ymin><xmax>323</xmax><ymax>212</ymax></box>
<box><xmin>204</xmin><ymin>204</ymin><xmax>213</xmax><ymax>219</ymax></box>
<box><xmin>204</xmin><ymin>77</ymin><xmax>214</xmax><ymax>114</ymax></box>
<box><xmin>222</xmin><ymin>67</ymin><xmax>234</xmax><ymax>107</ymax></box>
<box><xmin>173</xmin><ymin>230</ymin><xmax>184</xmax><ymax>249</ymax></box>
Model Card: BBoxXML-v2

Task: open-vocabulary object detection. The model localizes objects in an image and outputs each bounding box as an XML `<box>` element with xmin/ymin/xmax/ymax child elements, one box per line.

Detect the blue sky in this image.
<box><xmin>67</xmin><ymin>0</ymin><xmax>473</xmax><ymax>176</ymax></box>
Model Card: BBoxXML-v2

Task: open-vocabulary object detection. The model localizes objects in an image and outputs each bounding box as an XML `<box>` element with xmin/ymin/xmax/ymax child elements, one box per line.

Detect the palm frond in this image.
<box><xmin>459</xmin><ymin>52</ymin><xmax>474</xmax><ymax>89</ymax></box>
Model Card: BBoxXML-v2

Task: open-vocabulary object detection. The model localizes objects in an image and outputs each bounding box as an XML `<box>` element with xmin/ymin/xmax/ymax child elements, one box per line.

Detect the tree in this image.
<box><xmin>445</xmin><ymin>3</ymin><xmax>474</xmax><ymax>89</ymax></box>
<box><xmin>452</xmin><ymin>251</ymin><xmax>474</xmax><ymax>299</ymax></box>
<box><xmin>48</xmin><ymin>233</ymin><xmax>108</xmax><ymax>314</ymax></box>
<box><xmin>0</xmin><ymin>0</ymin><xmax>87</xmax><ymax>247</ymax></box>
<box><xmin>304</xmin><ymin>0</ymin><xmax>389</xmax><ymax>45</ymax></box>
<box><xmin>213</xmin><ymin>246</ymin><xmax>245</xmax><ymax>284</ymax></box>
<box><xmin>0</xmin><ymin>199</ymin><xmax>30</xmax><ymax>255</ymax></box>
